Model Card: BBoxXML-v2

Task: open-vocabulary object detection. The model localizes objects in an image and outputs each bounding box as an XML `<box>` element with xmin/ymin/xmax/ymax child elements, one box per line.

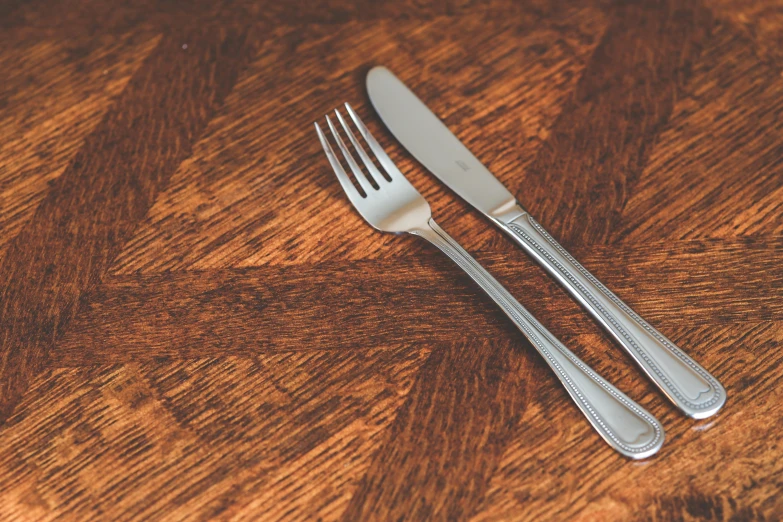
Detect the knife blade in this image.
<box><xmin>365</xmin><ymin>66</ymin><xmax>522</xmax><ymax>224</ymax></box>
<box><xmin>367</xmin><ymin>65</ymin><xmax>726</xmax><ymax>419</ymax></box>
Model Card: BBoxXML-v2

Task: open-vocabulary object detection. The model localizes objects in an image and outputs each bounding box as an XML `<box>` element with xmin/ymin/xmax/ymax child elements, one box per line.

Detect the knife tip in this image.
<box><xmin>367</xmin><ymin>65</ymin><xmax>391</xmax><ymax>80</ymax></box>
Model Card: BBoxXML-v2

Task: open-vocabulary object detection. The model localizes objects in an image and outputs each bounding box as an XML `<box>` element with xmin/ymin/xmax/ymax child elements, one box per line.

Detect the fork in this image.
<box><xmin>315</xmin><ymin>103</ymin><xmax>665</xmax><ymax>459</ymax></box>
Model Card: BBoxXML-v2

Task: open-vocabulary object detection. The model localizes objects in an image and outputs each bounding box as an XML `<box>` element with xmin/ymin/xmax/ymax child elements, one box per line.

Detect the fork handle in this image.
<box><xmin>412</xmin><ymin>218</ymin><xmax>664</xmax><ymax>459</ymax></box>
<box><xmin>499</xmin><ymin>210</ymin><xmax>725</xmax><ymax>419</ymax></box>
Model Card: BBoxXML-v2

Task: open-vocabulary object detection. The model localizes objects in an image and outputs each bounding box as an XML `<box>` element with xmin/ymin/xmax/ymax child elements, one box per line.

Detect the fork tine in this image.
<box><xmin>314</xmin><ymin>121</ymin><xmax>363</xmax><ymax>200</ymax></box>
<box><xmin>326</xmin><ymin>114</ymin><xmax>376</xmax><ymax>195</ymax></box>
<box><xmin>345</xmin><ymin>103</ymin><xmax>401</xmax><ymax>181</ymax></box>
<box><xmin>334</xmin><ymin>109</ymin><xmax>390</xmax><ymax>184</ymax></box>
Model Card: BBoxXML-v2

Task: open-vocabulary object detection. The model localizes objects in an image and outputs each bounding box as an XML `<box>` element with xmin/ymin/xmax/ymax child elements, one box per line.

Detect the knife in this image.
<box><xmin>366</xmin><ymin>66</ymin><xmax>725</xmax><ymax>419</ymax></box>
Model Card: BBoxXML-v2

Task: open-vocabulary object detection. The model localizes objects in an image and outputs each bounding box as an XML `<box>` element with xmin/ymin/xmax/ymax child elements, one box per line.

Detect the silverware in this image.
<box><xmin>315</xmin><ymin>103</ymin><xmax>664</xmax><ymax>459</ymax></box>
<box><xmin>366</xmin><ymin>66</ymin><xmax>725</xmax><ymax>419</ymax></box>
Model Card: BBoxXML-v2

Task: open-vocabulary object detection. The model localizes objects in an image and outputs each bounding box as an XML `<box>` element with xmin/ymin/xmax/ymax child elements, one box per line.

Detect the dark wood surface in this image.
<box><xmin>1</xmin><ymin>0</ymin><xmax>781</xmax><ymax>520</ymax></box>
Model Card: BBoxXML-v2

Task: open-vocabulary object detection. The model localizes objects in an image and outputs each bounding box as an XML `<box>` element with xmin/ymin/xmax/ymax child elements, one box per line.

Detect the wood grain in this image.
<box><xmin>524</xmin><ymin>0</ymin><xmax>712</xmax><ymax>245</ymax></box>
<box><xmin>0</xmin><ymin>29</ymin><xmax>159</xmax><ymax>259</ymax></box>
<box><xmin>0</xmin><ymin>348</ymin><xmax>428</xmax><ymax>520</ymax></box>
<box><xmin>342</xmin><ymin>338</ymin><xmax>532</xmax><ymax>521</ymax></box>
<box><xmin>711</xmin><ymin>0</ymin><xmax>783</xmax><ymax>68</ymax></box>
<box><xmin>53</xmin><ymin>237</ymin><xmax>781</xmax><ymax>366</ymax></box>
<box><xmin>0</xmin><ymin>0</ymin><xmax>781</xmax><ymax>520</ymax></box>
<box><xmin>0</xmin><ymin>24</ymin><xmax>253</xmax><ymax>423</ymax></box>
<box><xmin>616</xmin><ymin>17</ymin><xmax>783</xmax><ymax>242</ymax></box>
<box><xmin>472</xmin><ymin>321</ymin><xmax>783</xmax><ymax>522</ymax></box>
<box><xmin>108</xmin><ymin>2</ymin><xmax>607</xmax><ymax>273</ymax></box>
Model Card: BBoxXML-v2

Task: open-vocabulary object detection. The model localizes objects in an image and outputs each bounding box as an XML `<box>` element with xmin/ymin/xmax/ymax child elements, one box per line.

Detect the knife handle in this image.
<box><xmin>413</xmin><ymin>218</ymin><xmax>664</xmax><ymax>459</ymax></box>
<box><xmin>501</xmin><ymin>210</ymin><xmax>725</xmax><ymax>418</ymax></box>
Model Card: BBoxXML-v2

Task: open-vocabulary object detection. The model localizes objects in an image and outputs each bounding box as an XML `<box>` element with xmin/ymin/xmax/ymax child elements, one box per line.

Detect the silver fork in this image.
<box><xmin>315</xmin><ymin>103</ymin><xmax>665</xmax><ymax>459</ymax></box>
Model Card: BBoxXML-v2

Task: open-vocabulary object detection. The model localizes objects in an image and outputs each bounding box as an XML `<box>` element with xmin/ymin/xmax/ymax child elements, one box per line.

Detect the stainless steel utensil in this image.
<box><xmin>366</xmin><ymin>66</ymin><xmax>725</xmax><ymax>419</ymax></box>
<box><xmin>315</xmin><ymin>102</ymin><xmax>664</xmax><ymax>459</ymax></box>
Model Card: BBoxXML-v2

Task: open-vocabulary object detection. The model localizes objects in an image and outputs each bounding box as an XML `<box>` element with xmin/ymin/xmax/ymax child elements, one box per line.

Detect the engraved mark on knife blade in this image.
<box><xmin>456</xmin><ymin>160</ymin><xmax>470</xmax><ymax>171</ymax></box>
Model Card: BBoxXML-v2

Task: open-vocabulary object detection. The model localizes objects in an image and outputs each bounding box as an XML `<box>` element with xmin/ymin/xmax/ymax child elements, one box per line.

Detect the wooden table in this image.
<box><xmin>1</xmin><ymin>0</ymin><xmax>781</xmax><ymax>520</ymax></box>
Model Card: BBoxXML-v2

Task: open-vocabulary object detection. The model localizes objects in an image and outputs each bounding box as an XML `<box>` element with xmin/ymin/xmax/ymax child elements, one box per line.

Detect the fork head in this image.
<box><xmin>315</xmin><ymin>103</ymin><xmax>431</xmax><ymax>234</ymax></box>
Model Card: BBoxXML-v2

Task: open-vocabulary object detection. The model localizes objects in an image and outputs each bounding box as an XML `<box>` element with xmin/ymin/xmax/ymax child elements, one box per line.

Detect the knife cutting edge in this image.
<box><xmin>366</xmin><ymin>65</ymin><xmax>725</xmax><ymax>419</ymax></box>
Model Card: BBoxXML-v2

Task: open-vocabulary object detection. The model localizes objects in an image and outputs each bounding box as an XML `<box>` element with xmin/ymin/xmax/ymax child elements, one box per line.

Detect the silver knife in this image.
<box><xmin>366</xmin><ymin>66</ymin><xmax>725</xmax><ymax>419</ymax></box>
